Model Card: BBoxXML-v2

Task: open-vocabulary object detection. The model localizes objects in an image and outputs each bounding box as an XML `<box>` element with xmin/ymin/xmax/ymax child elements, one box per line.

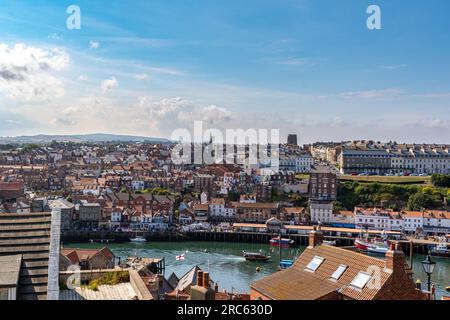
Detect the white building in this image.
<box><xmin>279</xmin><ymin>154</ymin><xmax>314</xmax><ymax>173</ymax></box>
<box><xmin>310</xmin><ymin>202</ymin><xmax>333</xmax><ymax>224</ymax></box>
<box><xmin>422</xmin><ymin>210</ymin><xmax>450</xmax><ymax>234</ymax></box>
<box><xmin>209</xmin><ymin>198</ymin><xmax>235</xmax><ymax>220</ymax></box>
<box><xmin>354</xmin><ymin>207</ymin><xmax>391</xmax><ymax>230</ymax></box>
<box><xmin>401</xmin><ymin>211</ymin><xmax>424</xmax><ymax>233</ymax></box>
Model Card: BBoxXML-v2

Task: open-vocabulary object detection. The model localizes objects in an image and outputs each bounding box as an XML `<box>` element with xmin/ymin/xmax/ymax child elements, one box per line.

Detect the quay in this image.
<box><xmin>61</xmin><ymin>229</ymin><xmax>434</xmax><ymax>255</ymax></box>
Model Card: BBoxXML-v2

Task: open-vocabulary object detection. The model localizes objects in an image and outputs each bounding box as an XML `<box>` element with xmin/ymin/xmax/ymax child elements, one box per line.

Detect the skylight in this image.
<box><xmin>330</xmin><ymin>264</ymin><xmax>347</xmax><ymax>280</ymax></box>
<box><xmin>305</xmin><ymin>256</ymin><xmax>324</xmax><ymax>272</ymax></box>
<box><xmin>350</xmin><ymin>272</ymin><xmax>372</xmax><ymax>289</ymax></box>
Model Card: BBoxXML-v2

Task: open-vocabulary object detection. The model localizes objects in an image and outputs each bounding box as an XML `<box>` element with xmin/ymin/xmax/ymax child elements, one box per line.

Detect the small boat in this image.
<box><xmin>130</xmin><ymin>235</ymin><xmax>147</xmax><ymax>243</ymax></box>
<box><xmin>270</xmin><ymin>237</ymin><xmax>294</xmax><ymax>248</ymax></box>
<box><xmin>323</xmin><ymin>240</ymin><xmax>337</xmax><ymax>246</ymax></box>
<box><xmin>280</xmin><ymin>259</ymin><xmax>294</xmax><ymax>269</ymax></box>
<box><xmin>242</xmin><ymin>250</ymin><xmax>271</xmax><ymax>262</ymax></box>
<box><xmin>430</xmin><ymin>238</ymin><xmax>449</xmax><ymax>257</ymax></box>
<box><xmin>367</xmin><ymin>244</ymin><xmax>389</xmax><ymax>255</ymax></box>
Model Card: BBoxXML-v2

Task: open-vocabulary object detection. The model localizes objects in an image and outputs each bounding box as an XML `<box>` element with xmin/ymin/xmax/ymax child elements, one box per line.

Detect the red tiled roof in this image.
<box><xmin>0</xmin><ymin>182</ymin><xmax>23</xmax><ymax>191</ymax></box>
<box><xmin>251</xmin><ymin>245</ymin><xmax>393</xmax><ymax>300</ymax></box>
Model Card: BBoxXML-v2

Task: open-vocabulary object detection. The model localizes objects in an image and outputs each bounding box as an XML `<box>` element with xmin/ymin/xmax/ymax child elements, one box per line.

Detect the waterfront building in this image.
<box><xmin>422</xmin><ymin>210</ymin><xmax>450</xmax><ymax>234</ymax></box>
<box><xmin>232</xmin><ymin>202</ymin><xmax>279</xmax><ymax>223</ymax></box>
<box><xmin>76</xmin><ymin>201</ymin><xmax>101</xmax><ymax>229</ymax></box>
<box><xmin>193</xmin><ymin>203</ymin><xmax>209</xmax><ymax>222</ymax></box>
<box><xmin>209</xmin><ymin>198</ymin><xmax>235</xmax><ymax>221</ymax></box>
<box><xmin>250</xmin><ymin>228</ymin><xmax>427</xmax><ymax>300</ymax></box>
<box><xmin>330</xmin><ymin>210</ymin><xmax>355</xmax><ymax>228</ymax></box>
<box><xmin>309</xmin><ymin>202</ymin><xmax>334</xmax><ymax>224</ymax></box>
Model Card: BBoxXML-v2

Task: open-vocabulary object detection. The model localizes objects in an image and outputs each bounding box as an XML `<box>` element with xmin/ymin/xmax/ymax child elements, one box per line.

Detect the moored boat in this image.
<box><xmin>269</xmin><ymin>237</ymin><xmax>294</xmax><ymax>247</ymax></box>
<box><xmin>130</xmin><ymin>235</ymin><xmax>147</xmax><ymax>243</ymax></box>
<box><xmin>430</xmin><ymin>238</ymin><xmax>449</xmax><ymax>258</ymax></box>
<box><xmin>354</xmin><ymin>229</ymin><xmax>389</xmax><ymax>255</ymax></box>
<box><xmin>242</xmin><ymin>250</ymin><xmax>271</xmax><ymax>262</ymax></box>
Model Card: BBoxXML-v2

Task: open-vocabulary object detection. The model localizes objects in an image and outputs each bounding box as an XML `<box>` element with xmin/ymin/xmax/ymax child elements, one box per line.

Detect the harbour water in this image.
<box><xmin>64</xmin><ymin>241</ymin><xmax>449</xmax><ymax>299</ymax></box>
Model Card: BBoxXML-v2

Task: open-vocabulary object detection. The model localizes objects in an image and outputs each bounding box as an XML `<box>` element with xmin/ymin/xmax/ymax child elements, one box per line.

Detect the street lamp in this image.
<box><xmin>421</xmin><ymin>254</ymin><xmax>436</xmax><ymax>300</ymax></box>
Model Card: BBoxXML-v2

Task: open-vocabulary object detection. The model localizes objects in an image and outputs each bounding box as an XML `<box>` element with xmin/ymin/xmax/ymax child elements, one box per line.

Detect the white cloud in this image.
<box><xmin>135</xmin><ymin>73</ymin><xmax>149</xmax><ymax>80</ymax></box>
<box><xmin>339</xmin><ymin>89</ymin><xmax>402</xmax><ymax>100</ymax></box>
<box><xmin>101</xmin><ymin>77</ymin><xmax>118</xmax><ymax>92</ymax></box>
<box><xmin>78</xmin><ymin>75</ymin><xmax>88</xmax><ymax>81</ymax></box>
<box><xmin>89</xmin><ymin>41</ymin><xmax>100</xmax><ymax>49</ymax></box>
<box><xmin>0</xmin><ymin>43</ymin><xmax>69</xmax><ymax>101</ymax></box>
<box><xmin>379</xmin><ymin>64</ymin><xmax>407</xmax><ymax>70</ymax></box>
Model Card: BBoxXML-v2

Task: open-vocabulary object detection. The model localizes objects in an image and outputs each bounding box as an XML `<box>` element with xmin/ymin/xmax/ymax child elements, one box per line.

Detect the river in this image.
<box><xmin>64</xmin><ymin>241</ymin><xmax>449</xmax><ymax>299</ymax></box>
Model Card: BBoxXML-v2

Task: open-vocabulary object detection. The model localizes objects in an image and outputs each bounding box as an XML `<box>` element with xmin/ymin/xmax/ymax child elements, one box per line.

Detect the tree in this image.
<box><xmin>431</xmin><ymin>174</ymin><xmax>450</xmax><ymax>188</ymax></box>
<box><xmin>407</xmin><ymin>192</ymin><xmax>437</xmax><ymax>211</ymax></box>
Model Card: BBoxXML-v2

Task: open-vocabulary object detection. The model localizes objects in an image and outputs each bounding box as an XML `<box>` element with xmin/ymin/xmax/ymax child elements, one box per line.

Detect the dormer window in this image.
<box><xmin>305</xmin><ymin>256</ymin><xmax>324</xmax><ymax>272</ymax></box>
<box><xmin>350</xmin><ymin>272</ymin><xmax>372</xmax><ymax>289</ymax></box>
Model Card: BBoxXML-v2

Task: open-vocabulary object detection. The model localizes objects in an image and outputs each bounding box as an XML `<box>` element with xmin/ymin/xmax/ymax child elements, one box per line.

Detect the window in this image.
<box><xmin>330</xmin><ymin>264</ymin><xmax>347</xmax><ymax>280</ymax></box>
<box><xmin>305</xmin><ymin>256</ymin><xmax>324</xmax><ymax>272</ymax></box>
<box><xmin>350</xmin><ymin>272</ymin><xmax>372</xmax><ymax>289</ymax></box>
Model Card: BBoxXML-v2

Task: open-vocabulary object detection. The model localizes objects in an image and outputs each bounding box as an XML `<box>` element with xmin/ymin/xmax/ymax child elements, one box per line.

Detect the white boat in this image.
<box><xmin>130</xmin><ymin>235</ymin><xmax>147</xmax><ymax>243</ymax></box>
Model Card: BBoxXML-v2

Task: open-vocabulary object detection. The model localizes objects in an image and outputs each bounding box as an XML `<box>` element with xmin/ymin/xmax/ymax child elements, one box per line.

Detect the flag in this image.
<box><xmin>176</xmin><ymin>253</ymin><xmax>185</xmax><ymax>261</ymax></box>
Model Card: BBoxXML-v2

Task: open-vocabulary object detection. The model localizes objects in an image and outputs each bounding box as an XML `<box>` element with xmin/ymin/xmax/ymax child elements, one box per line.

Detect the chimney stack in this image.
<box><xmin>308</xmin><ymin>226</ymin><xmax>323</xmax><ymax>247</ymax></box>
<box><xmin>197</xmin><ymin>270</ymin><xmax>204</xmax><ymax>287</ymax></box>
<box><xmin>385</xmin><ymin>242</ymin><xmax>405</xmax><ymax>273</ymax></box>
<box><xmin>190</xmin><ymin>270</ymin><xmax>215</xmax><ymax>300</ymax></box>
<box><xmin>203</xmin><ymin>272</ymin><xmax>210</xmax><ymax>289</ymax></box>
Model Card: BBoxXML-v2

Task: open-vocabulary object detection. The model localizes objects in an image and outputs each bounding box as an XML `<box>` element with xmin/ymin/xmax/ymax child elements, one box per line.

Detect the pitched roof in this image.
<box><xmin>61</xmin><ymin>247</ymin><xmax>114</xmax><ymax>263</ymax></box>
<box><xmin>0</xmin><ymin>212</ymin><xmax>53</xmax><ymax>300</ymax></box>
<box><xmin>175</xmin><ymin>266</ymin><xmax>201</xmax><ymax>292</ymax></box>
<box><xmin>251</xmin><ymin>245</ymin><xmax>393</xmax><ymax>300</ymax></box>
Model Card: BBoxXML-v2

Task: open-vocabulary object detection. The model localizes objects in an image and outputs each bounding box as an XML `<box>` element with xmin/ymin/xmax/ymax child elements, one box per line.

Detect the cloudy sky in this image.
<box><xmin>0</xmin><ymin>0</ymin><xmax>449</xmax><ymax>143</ymax></box>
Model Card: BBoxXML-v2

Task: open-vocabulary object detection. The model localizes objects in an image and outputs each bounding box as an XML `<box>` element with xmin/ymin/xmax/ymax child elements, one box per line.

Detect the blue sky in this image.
<box><xmin>0</xmin><ymin>0</ymin><xmax>449</xmax><ymax>143</ymax></box>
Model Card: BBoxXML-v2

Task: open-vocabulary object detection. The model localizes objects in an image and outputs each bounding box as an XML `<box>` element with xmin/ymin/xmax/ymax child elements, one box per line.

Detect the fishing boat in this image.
<box><xmin>355</xmin><ymin>229</ymin><xmax>389</xmax><ymax>255</ymax></box>
<box><xmin>269</xmin><ymin>236</ymin><xmax>294</xmax><ymax>248</ymax></box>
<box><xmin>430</xmin><ymin>237</ymin><xmax>449</xmax><ymax>257</ymax></box>
<box><xmin>242</xmin><ymin>250</ymin><xmax>271</xmax><ymax>262</ymax></box>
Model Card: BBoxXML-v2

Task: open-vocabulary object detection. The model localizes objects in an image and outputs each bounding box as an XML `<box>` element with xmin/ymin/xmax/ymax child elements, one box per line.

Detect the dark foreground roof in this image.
<box><xmin>0</xmin><ymin>212</ymin><xmax>52</xmax><ymax>300</ymax></box>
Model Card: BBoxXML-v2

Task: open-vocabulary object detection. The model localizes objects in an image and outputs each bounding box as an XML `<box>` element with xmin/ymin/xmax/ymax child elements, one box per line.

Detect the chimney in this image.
<box><xmin>190</xmin><ymin>270</ymin><xmax>215</xmax><ymax>301</ymax></box>
<box><xmin>385</xmin><ymin>242</ymin><xmax>405</xmax><ymax>273</ymax></box>
<box><xmin>197</xmin><ymin>270</ymin><xmax>204</xmax><ymax>287</ymax></box>
<box><xmin>203</xmin><ymin>272</ymin><xmax>210</xmax><ymax>289</ymax></box>
<box><xmin>308</xmin><ymin>226</ymin><xmax>323</xmax><ymax>247</ymax></box>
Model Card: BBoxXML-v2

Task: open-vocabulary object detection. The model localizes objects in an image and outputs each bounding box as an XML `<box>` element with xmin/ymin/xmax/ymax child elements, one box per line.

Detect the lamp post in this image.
<box><xmin>421</xmin><ymin>254</ymin><xmax>436</xmax><ymax>300</ymax></box>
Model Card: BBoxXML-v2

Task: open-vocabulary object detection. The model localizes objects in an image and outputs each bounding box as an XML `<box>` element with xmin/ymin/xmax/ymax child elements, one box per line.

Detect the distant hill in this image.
<box><xmin>0</xmin><ymin>133</ymin><xmax>170</xmax><ymax>144</ymax></box>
